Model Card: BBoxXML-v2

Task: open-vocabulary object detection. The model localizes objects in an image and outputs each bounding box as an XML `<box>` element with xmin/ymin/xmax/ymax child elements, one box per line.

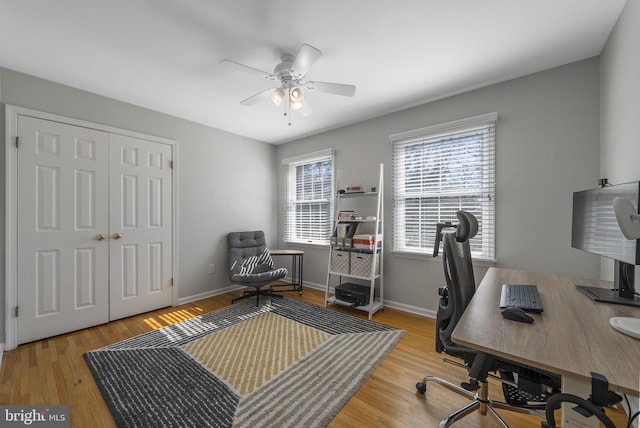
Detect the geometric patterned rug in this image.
<box><xmin>84</xmin><ymin>296</ymin><xmax>404</xmax><ymax>427</ymax></box>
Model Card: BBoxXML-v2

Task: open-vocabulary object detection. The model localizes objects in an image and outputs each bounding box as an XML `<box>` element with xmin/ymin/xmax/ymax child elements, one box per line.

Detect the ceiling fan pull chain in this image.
<box><xmin>286</xmin><ymin>88</ymin><xmax>292</xmax><ymax>126</ymax></box>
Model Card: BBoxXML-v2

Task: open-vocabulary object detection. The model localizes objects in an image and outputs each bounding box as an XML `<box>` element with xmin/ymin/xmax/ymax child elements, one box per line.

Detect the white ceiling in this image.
<box><xmin>0</xmin><ymin>0</ymin><xmax>627</xmax><ymax>144</ymax></box>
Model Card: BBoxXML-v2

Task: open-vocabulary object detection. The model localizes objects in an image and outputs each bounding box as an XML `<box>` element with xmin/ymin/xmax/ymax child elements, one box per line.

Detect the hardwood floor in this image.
<box><xmin>0</xmin><ymin>286</ymin><xmax>628</xmax><ymax>427</ymax></box>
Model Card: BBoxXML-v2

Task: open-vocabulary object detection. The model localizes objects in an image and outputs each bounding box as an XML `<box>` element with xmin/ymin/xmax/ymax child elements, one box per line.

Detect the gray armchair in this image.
<box><xmin>228</xmin><ymin>231</ymin><xmax>287</xmax><ymax>306</ymax></box>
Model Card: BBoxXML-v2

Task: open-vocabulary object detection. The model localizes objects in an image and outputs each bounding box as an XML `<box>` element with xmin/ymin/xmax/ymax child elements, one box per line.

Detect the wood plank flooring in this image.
<box><xmin>0</xmin><ymin>286</ymin><xmax>628</xmax><ymax>427</ymax></box>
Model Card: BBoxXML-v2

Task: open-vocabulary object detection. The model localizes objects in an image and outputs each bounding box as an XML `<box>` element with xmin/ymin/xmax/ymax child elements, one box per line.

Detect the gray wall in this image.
<box><xmin>600</xmin><ymin>1</ymin><xmax>640</xmax><ymax>419</ymax></box>
<box><xmin>0</xmin><ymin>68</ymin><xmax>278</xmax><ymax>342</ymax></box>
<box><xmin>601</xmin><ymin>0</ymin><xmax>640</xmax><ymax>185</ymax></box>
<box><xmin>601</xmin><ymin>0</ymin><xmax>640</xmax><ymax>283</ymax></box>
<box><xmin>276</xmin><ymin>58</ymin><xmax>602</xmax><ymax>315</ymax></box>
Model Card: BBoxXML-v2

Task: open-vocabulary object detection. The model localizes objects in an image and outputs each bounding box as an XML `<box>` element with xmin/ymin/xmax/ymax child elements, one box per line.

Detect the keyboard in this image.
<box><xmin>499</xmin><ymin>284</ymin><xmax>544</xmax><ymax>312</ymax></box>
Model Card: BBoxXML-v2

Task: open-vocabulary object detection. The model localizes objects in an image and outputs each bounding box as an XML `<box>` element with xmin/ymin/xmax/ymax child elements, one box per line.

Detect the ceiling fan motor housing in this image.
<box><xmin>275</xmin><ymin>54</ymin><xmax>300</xmax><ymax>88</ymax></box>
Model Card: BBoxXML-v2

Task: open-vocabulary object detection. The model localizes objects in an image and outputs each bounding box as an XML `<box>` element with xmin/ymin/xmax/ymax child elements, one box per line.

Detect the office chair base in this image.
<box><xmin>232</xmin><ymin>289</ymin><xmax>284</xmax><ymax>306</ymax></box>
<box><xmin>417</xmin><ymin>376</ymin><xmax>544</xmax><ymax>428</ymax></box>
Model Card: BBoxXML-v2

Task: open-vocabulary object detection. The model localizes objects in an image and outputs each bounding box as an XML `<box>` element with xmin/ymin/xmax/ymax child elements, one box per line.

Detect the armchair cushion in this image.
<box><xmin>236</xmin><ymin>247</ymin><xmax>275</xmax><ymax>274</ymax></box>
<box><xmin>230</xmin><ymin>247</ymin><xmax>286</xmax><ymax>284</ymax></box>
<box><xmin>231</xmin><ymin>267</ymin><xmax>288</xmax><ymax>284</ymax></box>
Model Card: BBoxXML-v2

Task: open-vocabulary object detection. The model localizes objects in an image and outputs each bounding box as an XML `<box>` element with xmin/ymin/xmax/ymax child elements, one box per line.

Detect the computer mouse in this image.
<box><xmin>501</xmin><ymin>307</ymin><xmax>534</xmax><ymax>323</ymax></box>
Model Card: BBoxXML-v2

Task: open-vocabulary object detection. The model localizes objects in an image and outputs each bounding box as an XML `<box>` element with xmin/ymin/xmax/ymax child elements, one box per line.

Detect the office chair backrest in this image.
<box><xmin>436</xmin><ymin>211</ymin><xmax>478</xmax><ymax>352</ymax></box>
<box><xmin>228</xmin><ymin>230</ymin><xmax>268</xmax><ymax>279</ymax></box>
<box><xmin>455</xmin><ymin>210</ymin><xmax>478</xmax><ymax>243</ymax></box>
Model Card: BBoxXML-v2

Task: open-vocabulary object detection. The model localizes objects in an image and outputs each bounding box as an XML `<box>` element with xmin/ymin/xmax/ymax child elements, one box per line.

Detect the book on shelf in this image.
<box><xmin>345</xmin><ymin>184</ymin><xmax>365</xmax><ymax>193</ymax></box>
<box><xmin>338</xmin><ymin>210</ymin><xmax>362</xmax><ymax>220</ymax></box>
<box><xmin>352</xmin><ymin>234</ymin><xmax>382</xmax><ymax>251</ymax></box>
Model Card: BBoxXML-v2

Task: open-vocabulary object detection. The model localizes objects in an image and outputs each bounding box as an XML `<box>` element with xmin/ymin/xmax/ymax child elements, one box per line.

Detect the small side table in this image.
<box><xmin>269</xmin><ymin>249</ymin><xmax>304</xmax><ymax>294</ymax></box>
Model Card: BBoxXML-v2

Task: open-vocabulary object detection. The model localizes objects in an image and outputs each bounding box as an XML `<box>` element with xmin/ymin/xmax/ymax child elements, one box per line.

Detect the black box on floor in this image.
<box><xmin>335</xmin><ymin>283</ymin><xmax>370</xmax><ymax>307</ymax></box>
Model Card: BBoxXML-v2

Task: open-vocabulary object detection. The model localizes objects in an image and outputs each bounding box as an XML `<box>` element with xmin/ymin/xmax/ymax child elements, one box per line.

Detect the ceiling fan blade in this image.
<box><xmin>220</xmin><ymin>59</ymin><xmax>273</xmax><ymax>79</ymax></box>
<box><xmin>240</xmin><ymin>89</ymin><xmax>273</xmax><ymax>106</ymax></box>
<box><xmin>291</xmin><ymin>44</ymin><xmax>322</xmax><ymax>77</ymax></box>
<box><xmin>305</xmin><ymin>81</ymin><xmax>356</xmax><ymax>97</ymax></box>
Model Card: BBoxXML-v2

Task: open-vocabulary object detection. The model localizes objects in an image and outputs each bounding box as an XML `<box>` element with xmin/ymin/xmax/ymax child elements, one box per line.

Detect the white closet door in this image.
<box><xmin>109</xmin><ymin>133</ymin><xmax>173</xmax><ymax>320</ymax></box>
<box><xmin>17</xmin><ymin>116</ymin><xmax>110</xmax><ymax>344</ymax></box>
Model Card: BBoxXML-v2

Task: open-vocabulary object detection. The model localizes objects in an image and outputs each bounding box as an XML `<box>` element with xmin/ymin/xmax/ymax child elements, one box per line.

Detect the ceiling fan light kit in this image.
<box><xmin>268</xmin><ymin>88</ymin><xmax>284</xmax><ymax>106</ymax></box>
<box><xmin>289</xmin><ymin>86</ymin><xmax>305</xmax><ymax>103</ymax></box>
<box><xmin>221</xmin><ymin>43</ymin><xmax>355</xmax><ymax>125</ymax></box>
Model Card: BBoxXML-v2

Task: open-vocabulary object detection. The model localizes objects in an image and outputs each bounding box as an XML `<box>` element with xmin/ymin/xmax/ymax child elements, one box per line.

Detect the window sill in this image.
<box><xmin>282</xmin><ymin>241</ymin><xmax>329</xmax><ymax>249</ymax></box>
<box><xmin>391</xmin><ymin>250</ymin><xmax>497</xmax><ymax>267</ymax></box>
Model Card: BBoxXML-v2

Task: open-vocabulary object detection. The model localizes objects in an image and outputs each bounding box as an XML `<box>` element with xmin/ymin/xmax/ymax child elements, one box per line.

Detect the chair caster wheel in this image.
<box><xmin>416</xmin><ymin>381</ymin><xmax>426</xmax><ymax>395</ymax></box>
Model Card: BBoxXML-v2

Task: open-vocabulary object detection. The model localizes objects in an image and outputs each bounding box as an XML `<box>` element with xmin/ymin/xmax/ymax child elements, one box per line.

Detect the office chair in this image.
<box><xmin>228</xmin><ymin>231</ymin><xmax>287</xmax><ymax>306</ymax></box>
<box><xmin>416</xmin><ymin>211</ymin><xmax>560</xmax><ymax>428</ymax></box>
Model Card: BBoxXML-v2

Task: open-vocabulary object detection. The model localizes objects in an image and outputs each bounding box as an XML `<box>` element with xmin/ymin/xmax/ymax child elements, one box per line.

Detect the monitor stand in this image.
<box><xmin>576</xmin><ymin>285</ymin><xmax>640</xmax><ymax>307</ymax></box>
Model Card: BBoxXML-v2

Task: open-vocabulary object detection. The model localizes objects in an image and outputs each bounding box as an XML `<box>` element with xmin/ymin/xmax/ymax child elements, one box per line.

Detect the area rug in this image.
<box><xmin>84</xmin><ymin>296</ymin><xmax>404</xmax><ymax>428</ymax></box>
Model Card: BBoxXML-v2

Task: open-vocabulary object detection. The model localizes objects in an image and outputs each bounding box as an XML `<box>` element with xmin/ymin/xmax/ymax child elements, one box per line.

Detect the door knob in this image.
<box><xmin>96</xmin><ymin>233</ymin><xmax>107</xmax><ymax>241</ymax></box>
<box><xmin>113</xmin><ymin>232</ymin><xmax>122</xmax><ymax>239</ymax></box>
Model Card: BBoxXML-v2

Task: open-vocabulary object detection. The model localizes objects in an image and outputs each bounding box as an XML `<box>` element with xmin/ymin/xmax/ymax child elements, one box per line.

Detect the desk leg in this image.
<box><xmin>289</xmin><ymin>254</ymin><xmax>303</xmax><ymax>294</ymax></box>
<box><xmin>298</xmin><ymin>254</ymin><xmax>303</xmax><ymax>294</ymax></box>
<box><xmin>561</xmin><ymin>377</ymin><xmax>599</xmax><ymax>428</ymax></box>
<box><xmin>270</xmin><ymin>253</ymin><xmax>303</xmax><ymax>294</ymax></box>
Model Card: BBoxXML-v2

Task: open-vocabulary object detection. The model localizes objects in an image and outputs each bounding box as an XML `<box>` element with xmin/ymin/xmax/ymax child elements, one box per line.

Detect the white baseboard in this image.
<box><xmin>302</xmin><ymin>281</ymin><xmax>437</xmax><ymax>319</ymax></box>
<box><xmin>176</xmin><ymin>284</ymin><xmax>245</xmax><ymax>306</ymax></box>
<box><xmin>385</xmin><ymin>300</ymin><xmax>437</xmax><ymax>318</ymax></box>
<box><xmin>178</xmin><ymin>280</ymin><xmax>437</xmax><ymax>319</ymax></box>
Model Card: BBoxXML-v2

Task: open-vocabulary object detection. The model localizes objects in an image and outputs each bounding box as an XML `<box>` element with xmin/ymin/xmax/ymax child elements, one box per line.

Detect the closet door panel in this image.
<box><xmin>17</xmin><ymin>116</ymin><xmax>110</xmax><ymax>344</ymax></box>
<box><xmin>109</xmin><ymin>133</ymin><xmax>173</xmax><ymax>320</ymax></box>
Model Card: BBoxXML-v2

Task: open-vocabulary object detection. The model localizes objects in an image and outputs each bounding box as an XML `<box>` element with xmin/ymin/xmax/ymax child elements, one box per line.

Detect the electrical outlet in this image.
<box><xmin>208</xmin><ymin>264</ymin><xmax>216</xmax><ymax>274</ymax></box>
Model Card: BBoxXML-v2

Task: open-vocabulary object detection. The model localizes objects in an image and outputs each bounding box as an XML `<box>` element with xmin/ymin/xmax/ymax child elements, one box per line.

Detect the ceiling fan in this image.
<box><xmin>220</xmin><ymin>44</ymin><xmax>356</xmax><ymax>122</ymax></box>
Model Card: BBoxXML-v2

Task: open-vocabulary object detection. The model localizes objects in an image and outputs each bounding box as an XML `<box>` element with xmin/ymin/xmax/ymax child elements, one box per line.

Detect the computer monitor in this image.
<box><xmin>571</xmin><ymin>181</ymin><xmax>640</xmax><ymax>307</ymax></box>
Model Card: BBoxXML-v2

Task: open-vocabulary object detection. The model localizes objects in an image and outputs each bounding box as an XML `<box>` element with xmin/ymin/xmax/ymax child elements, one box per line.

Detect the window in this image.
<box><xmin>283</xmin><ymin>149</ymin><xmax>334</xmax><ymax>245</ymax></box>
<box><xmin>391</xmin><ymin>113</ymin><xmax>496</xmax><ymax>260</ymax></box>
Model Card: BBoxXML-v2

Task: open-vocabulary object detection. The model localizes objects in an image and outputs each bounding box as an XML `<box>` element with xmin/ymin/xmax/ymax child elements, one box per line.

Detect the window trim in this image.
<box><xmin>390</xmin><ymin>113</ymin><xmax>497</xmax><ymax>261</ymax></box>
<box><xmin>282</xmin><ymin>148</ymin><xmax>335</xmax><ymax>246</ymax></box>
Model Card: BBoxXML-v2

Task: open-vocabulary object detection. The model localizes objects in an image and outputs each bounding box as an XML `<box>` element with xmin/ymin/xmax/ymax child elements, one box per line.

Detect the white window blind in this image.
<box><xmin>391</xmin><ymin>113</ymin><xmax>496</xmax><ymax>260</ymax></box>
<box><xmin>283</xmin><ymin>149</ymin><xmax>334</xmax><ymax>245</ymax></box>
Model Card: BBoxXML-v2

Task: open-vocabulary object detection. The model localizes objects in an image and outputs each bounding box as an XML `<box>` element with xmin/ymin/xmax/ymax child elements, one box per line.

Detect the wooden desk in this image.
<box><xmin>269</xmin><ymin>249</ymin><xmax>303</xmax><ymax>294</ymax></box>
<box><xmin>452</xmin><ymin>268</ymin><xmax>640</xmax><ymax>426</ymax></box>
